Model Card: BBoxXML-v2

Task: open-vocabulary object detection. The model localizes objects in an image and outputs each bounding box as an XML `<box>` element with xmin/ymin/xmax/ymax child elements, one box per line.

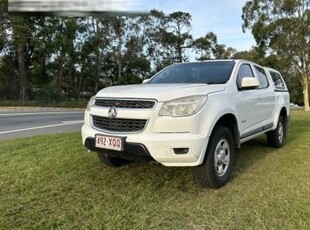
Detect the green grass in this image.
<box><xmin>1</xmin><ymin>110</ymin><xmax>310</xmax><ymax>229</ymax></box>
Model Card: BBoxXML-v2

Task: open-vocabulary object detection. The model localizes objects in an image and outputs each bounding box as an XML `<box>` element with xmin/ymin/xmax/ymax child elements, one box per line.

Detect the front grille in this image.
<box><xmin>92</xmin><ymin>116</ymin><xmax>147</xmax><ymax>132</ymax></box>
<box><xmin>94</xmin><ymin>98</ymin><xmax>155</xmax><ymax>109</ymax></box>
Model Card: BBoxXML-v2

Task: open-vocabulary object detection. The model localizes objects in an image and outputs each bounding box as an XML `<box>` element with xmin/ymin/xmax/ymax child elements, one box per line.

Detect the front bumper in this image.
<box><xmin>82</xmin><ymin>124</ymin><xmax>208</xmax><ymax>166</ymax></box>
<box><xmin>84</xmin><ymin>137</ymin><xmax>156</xmax><ymax>163</ymax></box>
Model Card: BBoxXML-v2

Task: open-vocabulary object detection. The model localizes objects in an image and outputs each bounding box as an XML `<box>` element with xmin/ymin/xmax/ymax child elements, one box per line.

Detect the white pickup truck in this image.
<box><xmin>82</xmin><ymin>59</ymin><xmax>290</xmax><ymax>188</ymax></box>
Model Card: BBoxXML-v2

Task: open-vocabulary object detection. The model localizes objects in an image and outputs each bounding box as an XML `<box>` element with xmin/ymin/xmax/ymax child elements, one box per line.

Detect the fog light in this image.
<box><xmin>173</xmin><ymin>148</ymin><xmax>189</xmax><ymax>154</ymax></box>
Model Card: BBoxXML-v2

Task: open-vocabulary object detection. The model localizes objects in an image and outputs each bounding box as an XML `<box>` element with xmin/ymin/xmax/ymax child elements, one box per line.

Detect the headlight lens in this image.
<box><xmin>159</xmin><ymin>95</ymin><xmax>207</xmax><ymax>117</ymax></box>
<box><xmin>86</xmin><ymin>96</ymin><xmax>95</xmax><ymax>111</ymax></box>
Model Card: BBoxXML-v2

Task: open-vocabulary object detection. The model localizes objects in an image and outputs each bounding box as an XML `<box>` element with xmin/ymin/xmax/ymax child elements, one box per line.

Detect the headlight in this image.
<box><xmin>159</xmin><ymin>95</ymin><xmax>207</xmax><ymax>117</ymax></box>
<box><xmin>86</xmin><ymin>96</ymin><xmax>95</xmax><ymax>111</ymax></box>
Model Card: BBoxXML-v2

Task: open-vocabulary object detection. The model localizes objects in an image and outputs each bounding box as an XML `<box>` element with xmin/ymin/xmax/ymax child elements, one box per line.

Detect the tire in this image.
<box><xmin>97</xmin><ymin>152</ymin><xmax>131</xmax><ymax>168</ymax></box>
<box><xmin>267</xmin><ymin>116</ymin><xmax>285</xmax><ymax>148</ymax></box>
<box><xmin>193</xmin><ymin>125</ymin><xmax>235</xmax><ymax>189</ymax></box>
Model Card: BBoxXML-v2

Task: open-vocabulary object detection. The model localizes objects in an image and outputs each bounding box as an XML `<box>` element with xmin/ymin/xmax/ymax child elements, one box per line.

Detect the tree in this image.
<box><xmin>0</xmin><ymin>8</ymin><xmax>233</xmax><ymax>103</ymax></box>
<box><xmin>212</xmin><ymin>44</ymin><xmax>236</xmax><ymax>59</ymax></box>
<box><xmin>136</xmin><ymin>10</ymin><xmax>163</xmax><ymax>71</ymax></box>
<box><xmin>242</xmin><ymin>0</ymin><xmax>310</xmax><ymax>111</ymax></box>
<box><xmin>12</xmin><ymin>17</ymin><xmax>35</xmax><ymax>102</ymax></box>
<box><xmin>162</xmin><ymin>11</ymin><xmax>193</xmax><ymax>62</ymax></box>
<box><xmin>139</xmin><ymin>10</ymin><xmax>193</xmax><ymax>70</ymax></box>
<box><xmin>0</xmin><ymin>0</ymin><xmax>9</xmax><ymax>52</ymax></box>
<box><xmin>193</xmin><ymin>32</ymin><xmax>236</xmax><ymax>60</ymax></box>
<box><xmin>0</xmin><ymin>53</ymin><xmax>19</xmax><ymax>100</ymax></box>
<box><xmin>232</xmin><ymin>47</ymin><xmax>262</xmax><ymax>62</ymax></box>
<box><xmin>192</xmin><ymin>32</ymin><xmax>217</xmax><ymax>60</ymax></box>
<box><xmin>1</xmin><ymin>0</ymin><xmax>37</xmax><ymax>102</ymax></box>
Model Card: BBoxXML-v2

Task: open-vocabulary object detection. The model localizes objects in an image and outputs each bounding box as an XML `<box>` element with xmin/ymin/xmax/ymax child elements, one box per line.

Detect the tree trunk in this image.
<box><xmin>57</xmin><ymin>55</ymin><xmax>64</xmax><ymax>98</ymax></box>
<box><xmin>73</xmin><ymin>74</ymin><xmax>79</xmax><ymax>99</ymax></box>
<box><xmin>78</xmin><ymin>74</ymin><xmax>83</xmax><ymax>98</ymax></box>
<box><xmin>94</xmin><ymin>18</ymin><xmax>101</xmax><ymax>92</ymax></box>
<box><xmin>117</xmin><ymin>60</ymin><xmax>121</xmax><ymax>83</ymax></box>
<box><xmin>302</xmin><ymin>75</ymin><xmax>309</xmax><ymax>111</ymax></box>
<box><xmin>177</xmin><ymin>40</ymin><xmax>183</xmax><ymax>62</ymax></box>
<box><xmin>94</xmin><ymin>47</ymin><xmax>100</xmax><ymax>92</ymax></box>
<box><xmin>17</xmin><ymin>42</ymin><xmax>27</xmax><ymax>102</ymax></box>
<box><xmin>94</xmin><ymin>81</ymin><xmax>99</xmax><ymax>93</ymax></box>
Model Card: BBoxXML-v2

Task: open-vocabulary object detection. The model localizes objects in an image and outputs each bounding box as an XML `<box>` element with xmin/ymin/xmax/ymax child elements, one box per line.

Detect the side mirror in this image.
<box><xmin>240</xmin><ymin>77</ymin><xmax>259</xmax><ymax>89</ymax></box>
<box><xmin>142</xmin><ymin>79</ymin><xmax>150</xmax><ymax>84</ymax></box>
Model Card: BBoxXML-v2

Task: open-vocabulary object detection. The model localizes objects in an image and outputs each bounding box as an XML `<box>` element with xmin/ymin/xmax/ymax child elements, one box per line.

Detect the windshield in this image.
<box><xmin>149</xmin><ymin>61</ymin><xmax>235</xmax><ymax>84</ymax></box>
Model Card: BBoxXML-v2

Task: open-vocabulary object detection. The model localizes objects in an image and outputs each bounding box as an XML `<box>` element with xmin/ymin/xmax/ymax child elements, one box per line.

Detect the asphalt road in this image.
<box><xmin>0</xmin><ymin>110</ymin><xmax>84</xmax><ymax>140</ymax></box>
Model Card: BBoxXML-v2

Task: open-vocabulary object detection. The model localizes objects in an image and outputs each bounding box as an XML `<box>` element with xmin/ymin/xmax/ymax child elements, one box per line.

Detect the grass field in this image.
<box><xmin>0</xmin><ymin>110</ymin><xmax>309</xmax><ymax>229</ymax></box>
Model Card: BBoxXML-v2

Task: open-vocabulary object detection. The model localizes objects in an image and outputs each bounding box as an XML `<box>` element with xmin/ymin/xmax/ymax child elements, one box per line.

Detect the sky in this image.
<box><xmin>144</xmin><ymin>0</ymin><xmax>256</xmax><ymax>52</ymax></box>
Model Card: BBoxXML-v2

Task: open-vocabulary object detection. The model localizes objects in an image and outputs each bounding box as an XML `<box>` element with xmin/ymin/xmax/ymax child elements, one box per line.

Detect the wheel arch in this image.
<box><xmin>211</xmin><ymin>113</ymin><xmax>240</xmax><ymax>149</ymax></box>
<box><xmin>280</xmin><ymin>107</ymin><xmax>288</xmax><ymax>120</ymax></box>
<box><xmin>279</xmin><ymin>107</ymin><xmax>289</xmax><ymax>138</ymax></box>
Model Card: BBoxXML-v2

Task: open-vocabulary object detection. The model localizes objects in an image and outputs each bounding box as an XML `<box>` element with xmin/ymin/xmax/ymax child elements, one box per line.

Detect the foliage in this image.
<box><xmin>0</xmin><ymin>110</ymin><xmax>309</xmax><ymax>228</ymax></box>
<box><xmin>193</xmin><ymin>32</ymin><xmax>237</xmax><ymax>60</ymax></box>
<box><xmin>0</xmin><ymin>4</ymin><xmax>309</xmax><ymax>106</ymax></box>
<box><xmin>192</xmin><ymin>32</ymin><xmax>217</xmax><ymax>60</ymax></box>
<box><xmin>0</xmin><ymin>10</ymin><xmax>198</xmax><ymax>101</ymax></box>
<box><xmin>242</xmin><ymin>0</ymin><xmax>310</xmax><ymax>110</ymax></box>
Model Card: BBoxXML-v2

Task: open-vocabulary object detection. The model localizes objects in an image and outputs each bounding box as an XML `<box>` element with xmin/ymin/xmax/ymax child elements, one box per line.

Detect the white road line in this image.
<box><xmin>62</xmin><ymin>120</ymin><xmax>84</xmax><ymax>124</ymax></box>
<box><xmin>0</xmin><ymin>111</ymin><xmax>83</xmax><ymax>116</ymax></box>
<box><xmin>0</xmin><ymin>121</ymin><xmax>84</xmax><ymax>135</ymax></box>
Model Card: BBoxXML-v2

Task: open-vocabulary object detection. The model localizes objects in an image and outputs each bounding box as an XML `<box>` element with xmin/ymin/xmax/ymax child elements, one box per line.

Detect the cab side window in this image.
<box><xmin>254</xmin><ymin>66</ymin><xmax>269</xmax><ymax>89</ymax></box>
<box><xmin>270</xmin><ymin>71</ymin><xmax>286</xmax><ymax>89</ymax></box>
<box><xmin>236</xmin><ymin>64</ymin><xmax>254</xmax><ymax>89</ymax></box>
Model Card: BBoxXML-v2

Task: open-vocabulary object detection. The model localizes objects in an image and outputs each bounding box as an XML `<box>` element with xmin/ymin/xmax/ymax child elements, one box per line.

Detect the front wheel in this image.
<box><xmin>193</xmin><ymin>125</ymin><xmax>235</xmax><ymax>189</ymax></box>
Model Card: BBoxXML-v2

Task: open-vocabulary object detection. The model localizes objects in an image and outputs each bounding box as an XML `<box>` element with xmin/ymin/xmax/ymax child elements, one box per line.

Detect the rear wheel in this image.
<box><xmin>97</xmin><ymin>152</ymin><xmax>131</xmax><ymax>167</ymax></box>
<box><xmin>193</xmin><ymin>125</ymin><xmax>235</xmax><ymax>188</ymax></box>
<box><xmin>267</xmin><ymin>116</ymin><xmax>285</xmax><ymax>148</ymax></box>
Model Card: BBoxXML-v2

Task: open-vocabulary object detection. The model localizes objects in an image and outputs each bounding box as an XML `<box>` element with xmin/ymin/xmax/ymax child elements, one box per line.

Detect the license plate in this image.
<box><xmin>95</xmin><ymin>134</ymin><xmax>124</xmax><ymax>151</ymax></box>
